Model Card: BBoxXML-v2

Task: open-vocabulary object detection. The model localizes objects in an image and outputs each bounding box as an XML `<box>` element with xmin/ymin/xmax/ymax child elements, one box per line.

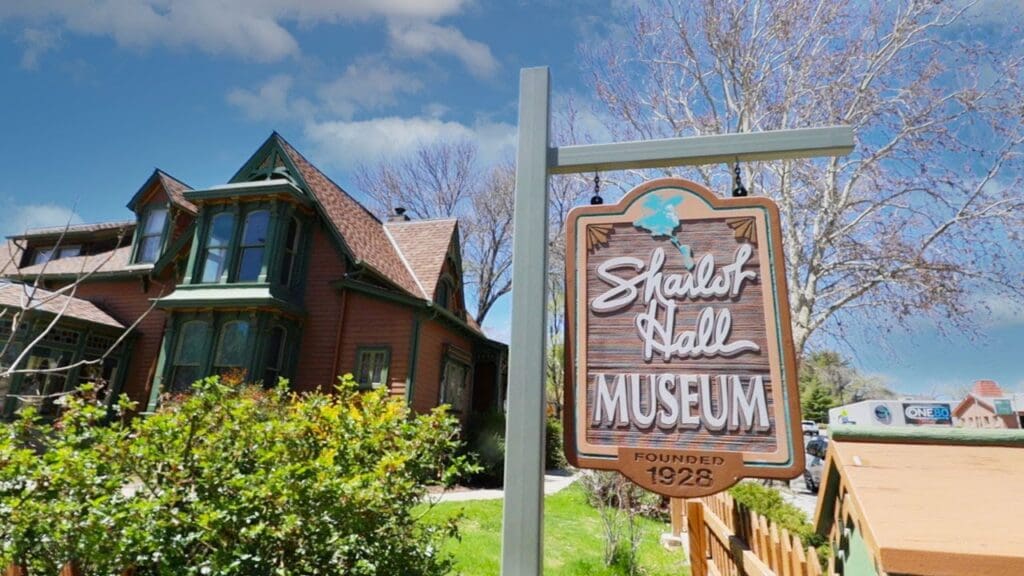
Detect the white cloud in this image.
<box><xmin>983</xmin><ymin>297</ymin><xmax>1024</xmax><ymax>327</ymax></box>
<box><xmin>0</xmin><ymin>0</ymin><xmax>473</xmax><ymax>63</ymax></box>
<box><xmin>317</xmin><ymin>58</ymin><xmax>424</xmax><ymax>119</ymax></box>
<box><xmin>227</xmin><ymin>60</ymin><xmax>423</xmax><ymax>122</ymax></box>
<box><xmin>17</xmin><ymin>27</ymin><xmax>61</xmax><ymax>69</ymax></box>
<box><xmin>0</xmin><ymin>202</ymin><xmax>82</xmax><ymax>237</ymax></box>
<box><xmin>387</xmin><ymin>20</ymin><xmax>498</xmax><ymax>78</ymax></box>
<box><xmin>226</xmin><ymin>74</ymin><xmax>314</xmax><ymax>122</ymax></box>
<box><xmin>304</xmin><ymin>115</ymin><xmax>515</xmax><ymax>170</ymax></box>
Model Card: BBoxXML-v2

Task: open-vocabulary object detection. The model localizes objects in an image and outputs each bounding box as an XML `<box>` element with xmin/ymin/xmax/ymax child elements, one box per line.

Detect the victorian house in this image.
<box><xmin>0</xmin><ymin>133</ymin><xmax>506</xmax><ymax>420</ymax></box>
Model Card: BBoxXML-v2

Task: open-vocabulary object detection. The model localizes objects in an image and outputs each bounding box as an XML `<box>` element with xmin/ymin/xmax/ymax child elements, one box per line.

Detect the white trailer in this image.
<box><xmin>829</xmin><ymin>400</ymin><xmax>953</xmax><ymax>427</ymax></box>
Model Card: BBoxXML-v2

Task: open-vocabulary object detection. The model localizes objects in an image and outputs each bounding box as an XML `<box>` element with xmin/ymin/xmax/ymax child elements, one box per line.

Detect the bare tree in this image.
<box><xmin>582</xmin><ymin>0</ymin><xmax>1024</xmax><ymax>355</ymax></box>
<box><xmin>463</xmin><ymin>162</ymin><xmax>515</xmax><ymax>323</ymax></box>
<box><xmin>356</xmin><ymin>141</ymin><xmax>515</xmax><ymax>325</ymax></box>
<box><xmin>355</xmin><ymin>140</ymin><xmax>478</xmax><ymax>219</ymax></box>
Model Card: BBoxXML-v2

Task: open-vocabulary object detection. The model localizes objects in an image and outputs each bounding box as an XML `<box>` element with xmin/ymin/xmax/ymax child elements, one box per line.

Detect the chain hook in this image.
<box><xmin>590</xmin><ymin>173</ymin><xmax>604</xmax><ymax>205</ymax></box>
<box><xmin>732</xmin><ymin>158</ymin><xmax>749</xmax><ymax>198</ymax></box>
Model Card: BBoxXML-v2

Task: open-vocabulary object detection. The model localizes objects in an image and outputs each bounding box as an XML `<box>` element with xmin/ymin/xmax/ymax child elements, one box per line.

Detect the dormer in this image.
<box><xmin>170</xmin><ymin>141</ymin><xmax>315</xmax><ymax>305</ymax></box>
<box><xmin>12</xmin><ymin>221</ymin><xmax>134</xmax><ymax>270</ymax></box>
<box><xmin>125</xmin><ymin>169</ymin><xmax>195</xmax><ymax>267</ymax></box>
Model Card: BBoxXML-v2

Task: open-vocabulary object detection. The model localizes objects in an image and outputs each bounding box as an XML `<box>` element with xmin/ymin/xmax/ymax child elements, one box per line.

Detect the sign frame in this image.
<box><xmin>500</xmin><ymin>65</ymin><xmax>853</xmax><ymax>575</ymax></box>
<box><xmin>564</xmin><ymin>177</ymin><xmax>805</xmax><ymax>497</ymax></box>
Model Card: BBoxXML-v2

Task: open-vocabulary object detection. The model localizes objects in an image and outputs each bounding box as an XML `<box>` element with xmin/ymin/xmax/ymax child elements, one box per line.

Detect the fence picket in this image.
<box><xmin>681</xmin><ymin>491</ymin><xmax>826</xmax><ymax>576</ymax></box>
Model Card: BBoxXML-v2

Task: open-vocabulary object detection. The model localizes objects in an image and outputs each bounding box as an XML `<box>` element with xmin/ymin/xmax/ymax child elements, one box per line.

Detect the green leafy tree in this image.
<box><xmin>1</xmin><ymin>376</ymin><xmax>475</xmax><ymax>576</ymax></box>
<box><xmin>800</xmin><ymin>350</ymin><xmax>894</xmax><ymax>407</ymax></box>
<box><xmin>801</xmin><ymin>383</ymin><xmax>836</xmax><ymax>423</ymax></box>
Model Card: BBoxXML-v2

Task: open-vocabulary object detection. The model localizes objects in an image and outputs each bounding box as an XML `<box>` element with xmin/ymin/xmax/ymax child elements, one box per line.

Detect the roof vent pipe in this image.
<box><xmin>389</xmin><ymin>207</ymin><xmax>411</xmax><ymax>222</ymax></box>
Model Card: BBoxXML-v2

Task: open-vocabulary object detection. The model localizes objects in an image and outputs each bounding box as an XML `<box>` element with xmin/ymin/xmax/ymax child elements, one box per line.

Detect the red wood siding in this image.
<box><xmin>411</xmin><ymin>318</ymin><xmax>472</xmax><ymax>415</ymax></box>
<box><xmin>292</xmin><ymin>224</ymin><xmax>347</xmax><ymax>392</ymax></box>
<box><xmin>335</xmin><ymin>292</ymin><xmax>414</xmax><ymax>400</ymax></box>
<box><xmin>71</xmin><ymin>279</ymin><xmax>170</xmax><ymax>406</ymax></box>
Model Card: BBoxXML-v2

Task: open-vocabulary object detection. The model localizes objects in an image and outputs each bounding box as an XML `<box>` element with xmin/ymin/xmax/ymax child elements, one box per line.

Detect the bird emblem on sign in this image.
<box><xmin>633</xmin><ymin>193</ymin><xmax>694</xmax><ymax>270</ymax></box>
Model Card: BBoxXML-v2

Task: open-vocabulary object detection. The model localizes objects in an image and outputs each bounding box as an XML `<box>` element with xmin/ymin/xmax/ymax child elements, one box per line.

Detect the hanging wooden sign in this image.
<box><xmin>564</xmin><ymin>177</ymin><xmax>804</xmax><ymax>497</ymax></box>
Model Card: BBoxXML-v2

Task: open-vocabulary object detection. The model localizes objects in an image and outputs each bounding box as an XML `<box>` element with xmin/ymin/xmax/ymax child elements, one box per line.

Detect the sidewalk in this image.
<box><xmin>427</xmin><ymin>470</ymin><xmax>579</xmax><ymax>503</ymax></box>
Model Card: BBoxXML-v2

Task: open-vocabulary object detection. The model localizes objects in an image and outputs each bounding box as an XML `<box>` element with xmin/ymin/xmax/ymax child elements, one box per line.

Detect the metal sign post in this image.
<box><xmin>500</xmin><ymin>66</ymin><xmax>854</xmax><ymax>575</ymax></box>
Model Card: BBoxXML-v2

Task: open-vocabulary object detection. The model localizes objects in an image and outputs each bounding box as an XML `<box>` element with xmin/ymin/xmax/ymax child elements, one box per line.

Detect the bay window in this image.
<box><xmin>214</xmin><ymin>320</ymin><xmax>251</xmax><ymax>377</ymax></box>
<box><xmin>170</xmin><ymin>321</ymin><xmax>210</xmax><ymax>392</ymax></box>
<box><xmin>236</xmin><ymin>210</ymin><xmax>269</xmax><ymax>282</ymax></box>
<box><xmin>200</xmin><ymin>213</ymin><xmax>236</xmax><ymax>283</ymax></box>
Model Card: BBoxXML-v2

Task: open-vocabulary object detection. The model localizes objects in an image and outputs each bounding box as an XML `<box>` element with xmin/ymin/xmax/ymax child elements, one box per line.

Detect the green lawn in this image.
<box><xmin>419</xmin><ymin>484</ymin><xmax>690</xmax><ymax>576</ymax></box>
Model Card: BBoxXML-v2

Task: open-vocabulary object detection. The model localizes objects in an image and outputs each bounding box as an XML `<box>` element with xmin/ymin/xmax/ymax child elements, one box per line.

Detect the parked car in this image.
<box><xmin>802</xmin><ymin>420</ymin><xmax>819</xmax><ymax>436</ymax></box>
<box><xmin>804</xmin><ymin>436</ymin><xmax>829</xmax><ymax>493</ymax></box>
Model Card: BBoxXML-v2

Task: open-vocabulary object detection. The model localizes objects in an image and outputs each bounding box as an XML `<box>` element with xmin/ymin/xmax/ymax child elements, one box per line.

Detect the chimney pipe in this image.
<box><xmin>389</xmin><ymin>207</ymin><xmax>411</xmax><ymax>222</ymax></box>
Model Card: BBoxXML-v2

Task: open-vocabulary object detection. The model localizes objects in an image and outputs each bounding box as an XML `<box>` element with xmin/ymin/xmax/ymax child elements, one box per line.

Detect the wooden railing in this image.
<box><xmin>685</xmin><ymin>492</ymin><xmax>824</xmax><ymax>576</ymax></box>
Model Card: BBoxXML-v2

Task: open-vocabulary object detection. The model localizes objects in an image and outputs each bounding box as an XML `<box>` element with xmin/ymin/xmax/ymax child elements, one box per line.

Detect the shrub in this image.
<box><xmin>729</xmin><ymin>481</ymin><xmax>825</xmax><ymax>548</ymax></box>
<box><xmin>463</xmin><ymin>411</ymin><xmax>570</xmax><ymax>487</ymax></box>
<box><xmin>545</xmin><ymin>417</ymin><xmax>567</xmax><ymax>470</ymax></box>
<box><xmin>463</xmin><ymin>410</ymin><xmax>506</xmax><ymax>487</ymax></box>
<box><xmin>0</xmin><ymin>375</ymin><xmax>475</xmax><ymax>575</ymax></box>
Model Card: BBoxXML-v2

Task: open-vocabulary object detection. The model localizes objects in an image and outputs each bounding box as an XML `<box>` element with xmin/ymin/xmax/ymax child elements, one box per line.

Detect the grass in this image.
<box><xmin>419</xmin><ymin>484</ymin><xmax>690</xmax><ymax>576</ymax></box>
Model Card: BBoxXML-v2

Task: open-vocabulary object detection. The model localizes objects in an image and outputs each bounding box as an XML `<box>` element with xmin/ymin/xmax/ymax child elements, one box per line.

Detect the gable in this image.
<box><xmin>270</xmin><ymin>135</ymin><xmax>421</xmax><ymax>297</ymax></box>
<box><xmin>384</xmin><ymin>219</ymin><xmax>459</xmax><ymax>301</ymax></box>
<box><xmin>127</xmin><ymin>169</ymin><xmax>195</xmax><ymax>214</ymax></box>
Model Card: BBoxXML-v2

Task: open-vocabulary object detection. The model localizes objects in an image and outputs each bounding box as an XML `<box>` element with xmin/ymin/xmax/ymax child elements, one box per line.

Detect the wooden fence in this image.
<box><xmin>684</xmin><ymin>492</ymin><xmax>824</xmax><ymax>576</ymax></box>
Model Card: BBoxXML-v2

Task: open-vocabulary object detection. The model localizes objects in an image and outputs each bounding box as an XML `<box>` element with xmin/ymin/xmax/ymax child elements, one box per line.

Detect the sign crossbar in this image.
<box><xmin>548</xmin><ymin>126</ymin><xmax>854</xmax><ymax>174</ymax></box>
<box><xmin>500</xmin><ymin>66</ymin><xmax>854</xmax><ymax>576</ymax></box>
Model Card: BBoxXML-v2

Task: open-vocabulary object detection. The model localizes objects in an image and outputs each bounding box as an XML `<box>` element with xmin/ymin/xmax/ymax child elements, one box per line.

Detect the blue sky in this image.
<box><xmin>0</xmin><ymin>1</ymin><xmax>1020</xmax><ymax>396</ymax></box>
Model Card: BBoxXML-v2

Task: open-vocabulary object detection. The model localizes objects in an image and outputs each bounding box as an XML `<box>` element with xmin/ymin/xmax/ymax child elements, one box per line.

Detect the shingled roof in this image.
<box><xmin>10</xmin><ymin>220</ymin><xmax>135</xmax><ymax>240</ymax></box>
<box><xmin>127</xmin><ymin>169</ymin><xmax>195</xmax><ymax>214</ymax></box>
<box><xmin>274</xmin><ymin>135</ymin><xmax>421</xmax><ymax>296</ymax></box>
<box><xmin>156</xmin><ymin>169</ymin><xmax>196</xmax><ymax>213</ymax></box>
<box><xmin>971</xmin><ymin>379</ymin><xmax>1004</xmax><ymax>397</ymax></box>
<box><xmin>0</xmin><ymin>282</ymin><xmax>124</xmax><ymax>328</ymax></box>
<box><xmin>14</xmin><ymin>246</ymin><xmax>134</xmax><ymax>278</ymax></box>
<box><xmin>384</xmin><ymin>219</ymin><xmax>458</xmax><ymax>300</ymax></box>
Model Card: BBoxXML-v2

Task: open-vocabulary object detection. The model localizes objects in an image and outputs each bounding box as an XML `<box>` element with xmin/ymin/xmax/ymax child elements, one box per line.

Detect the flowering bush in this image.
<box><xmin>0</xmin><ymin>376</ymin><xmax>475</xmax><ymax>575</ymax></box>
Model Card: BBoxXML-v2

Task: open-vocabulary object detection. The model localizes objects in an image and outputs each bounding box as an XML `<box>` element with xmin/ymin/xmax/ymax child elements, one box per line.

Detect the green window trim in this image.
<box><xmin>151</xmin><ymin>311</ymin><xmax>300</xmax><ymax>407</ymax></box>
<box><xmin>279</xmin><ymin>216</ymin><xmax>301</xmax><ymax>287</ymax></box>
<box><xmin>169</xmin><ymin>320</ymin><xmax>212</xmax><ymax>393</ymax></box>
<box><xmin>213</xmin><ymin>320</ymin><xmax>252</xmax><ymax>375</ymax></box>
<box><xmin>236</xmin><ymin>210</ymin><xmax>270</xmax><ymax>283</ymax></box>
<box><xmin>132</xmin><ymin>204</ymin><xmax>170</xmax><ymax>265</ymax></box>
<box><xmin>355</xmin><ymin>346</ymin><xmax>391</xmax><ymax>391</ymax></box>
<box><xmin>199</xmin><ymin>212</ymin><xmax>237</xmax><ymax>283</ymax></box>
<box><xmin>262</xmin><ymin>324</ymin><xmax>288</xmax><ymax>388</ymax></box>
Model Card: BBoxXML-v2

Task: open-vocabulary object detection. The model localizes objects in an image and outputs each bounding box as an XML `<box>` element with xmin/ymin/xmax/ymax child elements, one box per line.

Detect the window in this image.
<box><xmin>440</xmin><ymin>357</ymin><xmax>470</xmax><ymax>412</ymax></box>
<box><xmin>214</xmin><ymin>320</ymin><xmax>251</xmax><ymax>376</ymax></box>
<box><xmin>77</xmin><ymin>357</ymin><xmax>119</xmax><ymax>401</ymax></box>
<box><xmin>136</xmin><ymin>207</ymin><xmax>169</xmax><ymax>264</ymax></box>
<box><xmin>59</xmin><ymin>245</ymin><xmax>81</xmax><ymax>259</ymax></box>
<box><xmin>263</xmin><ymin>326</ymin><xmax>286</xmax><ymax>387</ymax></box>
<box><xmin>170</xmin><ymin>321</ymin><xmax>210</xmax><ymax>392</ymax></box>
<box><xmin>200</xmin><ymin>213</ymin><xmax>236</xmax><ymax>283</ymax></box>
<box><xmin>435</xmin><ymin>278</ymin><xmax>454</xmax><ymax>310</ymax></box>
<box><xmin>32</xmin><ymin>247</ymin><xmax>54</xmax><ymax>266</ymax></box>
<box><xmin>280</xmin><ymin>217</ymin><xmax>300</xmax><ymax>286</ymax></box>
<box><xmin>356</xmin><ymin>348</ymin><xmax>390</xmax><ymax>390</ymax></box>
<box><xmin>236</xmin><ymin>210</ymin><xmax>269</xmax><ymax>282</ymax></box>
<box><xmin>20</xmin><ymin>348</ymin><xmax>74</xmax><ymax>416</ymax></box>
<box><xmin>31</xmin><ymin>245</ymin><xmax>80</xmax><ymax>266</ymax></box>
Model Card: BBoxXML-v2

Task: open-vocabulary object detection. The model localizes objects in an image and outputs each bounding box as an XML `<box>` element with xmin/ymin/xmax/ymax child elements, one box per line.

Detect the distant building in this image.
<box><xmin>953</xmin><ymin>380</ymin><xmax>1024</xmax><ymax>429</ymax></box>
<box><xmin>828</xmin><ymin>399</ymin><xmax>953</xmax><ymax>427</ymax></box>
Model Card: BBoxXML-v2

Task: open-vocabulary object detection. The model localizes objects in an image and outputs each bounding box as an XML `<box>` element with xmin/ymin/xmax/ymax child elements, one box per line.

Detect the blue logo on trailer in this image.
<box><xmin>873</xmin><ymin>405</ymin><xmax>892</xmax><ymax>424</ymax></box>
